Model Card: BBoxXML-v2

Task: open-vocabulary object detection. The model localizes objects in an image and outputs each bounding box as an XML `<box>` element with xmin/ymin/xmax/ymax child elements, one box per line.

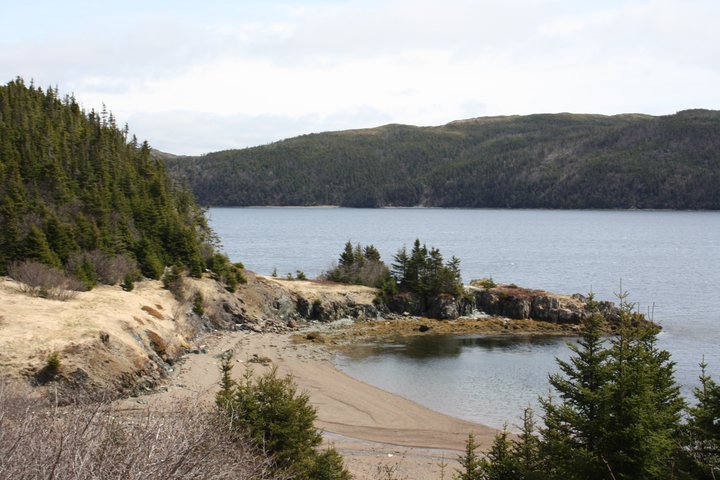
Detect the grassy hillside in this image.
<box><xmin>167</xmin><ymin>110</ymin><xmax>720</xmax><ymax>209</ymax></box>
<box><xmin>0</xmin><ymin>78</ymin><xmax>211</xmax><ymax>277</ymax></box>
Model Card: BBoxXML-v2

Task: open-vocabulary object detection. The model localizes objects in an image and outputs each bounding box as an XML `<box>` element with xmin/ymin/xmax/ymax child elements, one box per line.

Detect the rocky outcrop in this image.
<box><xmin>217</xmin><ymin>275</ymin><xmax>381</xmax><ymax>330</ymax></box>
<box><xmin>466</xmin><ymin>283</ymin><xmax>620</xmax><ymax>324</ymax></box>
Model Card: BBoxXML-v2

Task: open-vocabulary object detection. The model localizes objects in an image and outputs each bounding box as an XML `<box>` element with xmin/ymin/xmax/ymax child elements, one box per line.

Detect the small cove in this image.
<box><xmin>209</xmin><ymin>207</ymin><xmax>720</xmax><ymax>427</ymax></box>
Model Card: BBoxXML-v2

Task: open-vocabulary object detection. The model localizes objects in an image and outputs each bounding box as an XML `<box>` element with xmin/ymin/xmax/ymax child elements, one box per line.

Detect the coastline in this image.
<box><xmin>115</xmin><ymin>329</ymin><xmax>497</xmax><ymax>480</ymax></box>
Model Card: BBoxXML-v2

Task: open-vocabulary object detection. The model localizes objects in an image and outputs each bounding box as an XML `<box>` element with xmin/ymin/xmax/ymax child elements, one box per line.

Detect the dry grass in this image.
<box><xmin>0</xmin><ymin>381</ymin><xmax>286</xmax><ymax>480</ymax></box>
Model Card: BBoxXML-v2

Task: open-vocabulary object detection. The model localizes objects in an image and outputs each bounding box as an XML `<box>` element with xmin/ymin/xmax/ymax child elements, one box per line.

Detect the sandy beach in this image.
<box><xmin>116</xmin><ymin>329</ymin><xmax>497</xmax><ymax>480</ymax></box>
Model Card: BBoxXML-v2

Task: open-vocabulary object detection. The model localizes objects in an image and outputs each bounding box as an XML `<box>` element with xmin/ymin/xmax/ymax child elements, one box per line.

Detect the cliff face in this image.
<box><xmin>466</xmin><ymin>283</ymin><xmax>620</xmax><ymax>324</ymax></box>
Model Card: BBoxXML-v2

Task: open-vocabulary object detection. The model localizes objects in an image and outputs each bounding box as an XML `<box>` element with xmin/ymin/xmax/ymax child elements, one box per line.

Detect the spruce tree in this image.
<box><xmin>540</xmin><ymin>303</ymin><xmax>610</xmax><ymax>479</ymax></box>
<box><xmin>683</xmin><ymin>361</ymin><xmax>720</xmax><ymax>479</ymax></box>
<box><xmin>455</xmin><ymin>433</ymin><xmax>482</xmax><ymax>480</ymax></box>
<box><xmin>539</xmin><ymin>293</ymin><xmax>684</xmax><ymax>480</ymax></box>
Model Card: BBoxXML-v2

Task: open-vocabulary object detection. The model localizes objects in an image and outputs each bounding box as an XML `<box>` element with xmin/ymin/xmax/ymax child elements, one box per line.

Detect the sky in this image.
<box><xmin>2</xmin><ymin>0</ymin><xmax>720</xmax><ymax>155</ymax></box>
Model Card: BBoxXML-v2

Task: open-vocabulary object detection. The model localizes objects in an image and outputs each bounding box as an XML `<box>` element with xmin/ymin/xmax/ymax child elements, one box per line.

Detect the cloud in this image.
<box><xmin>2</xmin><ymin>0</ymin><xmax>720</xmax><ymax>153</ymax></box>
<box><xmin>128</xmin><ymin>107</ymin><xmax>394</xmax><ymax>155</ymax></box>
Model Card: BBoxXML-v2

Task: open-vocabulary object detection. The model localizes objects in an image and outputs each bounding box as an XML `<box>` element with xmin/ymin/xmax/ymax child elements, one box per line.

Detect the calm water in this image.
<box><xmin>209</xmin><ymin>207</ymin><xmax>720</xmax><ymax>427</ymax></box>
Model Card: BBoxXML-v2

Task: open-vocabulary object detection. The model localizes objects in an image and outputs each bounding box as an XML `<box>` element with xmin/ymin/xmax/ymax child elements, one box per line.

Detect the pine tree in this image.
<box><xmin>512</xmin><ymin>408</ymin><xmax>543</xmax><ymax>479</ymax></box>
<box><xmin>683</xmin><ymin>360</ymin><xmax>720</xmax><ymax>479</ymax></box>
<box><xmin>600</xmin><ymin>298</ymin><xmax>684</xmax><ymax>479</ymax></box>
<box><xmin>540</xmin><ymin>303</ymin><xmax>610</xmax><ymax>479</ymax></box>
<box><xmin>455</xmin><ymin>433</ymin><xmax>482</xmax><ymax>480</ymax></box>
<box><xmin>539</xmin><ymin>293</ymin><xmax>684</xmax><ymax>480</ymax></box>
<box><xmin>479</xmin><ymin>427</ymin><xmax>516</xmax><ymax>480</ymax></box>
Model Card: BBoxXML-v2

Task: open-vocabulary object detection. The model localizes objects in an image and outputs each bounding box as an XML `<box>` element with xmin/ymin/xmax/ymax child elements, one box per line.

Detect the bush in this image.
<box><xmin>0</xmin><ymin>380</ymin><xmax>282</xmax><ymax>479</ymax></box>
<box><xmin>8</xmin><ymin>260</ymin><xmax>83</xmax><ymax>300</ymax></box>
<box><xmin>217</xmin><ymin>361</ymin><xmax>352</xmax><ymax>479</ymax></box>
<box><xmin>67</xmin><ymin>250</ymin><xmax>139</xmax><ymax>286</ymax></box>
<box><xmin>192</xmin><ymin>291</ymin><xmax>205</xmax><ymax>316</ymax></box>
<box><xmin>121</xmin><ymin>272</ymin><xmax>140</xmax><ymax>291</ymax></box>
<box><xmin>45</xmin><ymin>351</ymin><xmax>61</xmax><ymax>375</ymax></box>
<box><xmin>162</xmin><ymin>265</ymin><xmax>184</xmax><ymax>299</ymax></box>
<box><xmin>207</xmin><ymin>253</ymin><xmax>247</xmax><ymax>292</ymax></box>
<box><xmin>323</xmin><ymin>241</ymin><xmax>392</xmax><ymax>288</ymax></box>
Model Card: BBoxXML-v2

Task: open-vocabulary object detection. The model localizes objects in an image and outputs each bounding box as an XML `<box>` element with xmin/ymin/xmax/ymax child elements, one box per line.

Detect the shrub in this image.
<box><xmin>45</xmin><ymin>351</ymin><xmax>61</xmax><ymax>375</ymax></box>
<box><xmin>473</xmin><ymin>277</ymin><xmax>496</xmax><ymax>289</ymax></box>
<box><xmin>207</xmin><ymin>253</ymin><xmax>246</xmax><ymax>292</ymax></box>
<box><xmin>162</xmin><ymin>265</ymin><xmax>184</xmax><ymax>299</ymax></box>
<box><xmin>0</xmin><ymin>380</ymin><xmax>282</xmax><ymax>479</ymax></box>
<box><xmin>8</xmin><ymin>260</ymin><xmax>83</xmax><ymax>300</ymax></box>
<box><xmin>323</xmin><ymin>241</ymin><xmax>392</xmax><ymax>288</ymax></box>
<box><xmin>121</xmin><ymin>272</ymin><xmax>140</xmax><ymax>291</ymax></box>
<box><xmin>217</xmin><ymin>362</ymin><xmax>351</xmax><ymax>479</ymax></box>
<box><xmin>67</xmin><ymin>250</ymin><xmax>139</xmax><ymax>286</ymax></box>
<box><xmin>192</xmin><ymin>291</ymin><xmax>205</xmax><ymax>316</ymax></box>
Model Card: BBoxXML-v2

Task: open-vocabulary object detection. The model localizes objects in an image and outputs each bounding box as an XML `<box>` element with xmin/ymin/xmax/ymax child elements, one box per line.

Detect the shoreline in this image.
<box><xmin>115</xmin><ymin>329</ymin><xmax>497</xmax><ymax>480</ymax></box>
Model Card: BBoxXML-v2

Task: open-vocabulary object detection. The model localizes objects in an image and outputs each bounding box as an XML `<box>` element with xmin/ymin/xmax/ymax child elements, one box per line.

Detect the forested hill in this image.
<box><xmin>166</xmin><ymin>110</ymin><xmax>720</xmax><ymax>209</ymax></box>
<box><xmin>0</xmin><ymin>78</ymin><xmax>210</xmax><ymax>277</ymax></box>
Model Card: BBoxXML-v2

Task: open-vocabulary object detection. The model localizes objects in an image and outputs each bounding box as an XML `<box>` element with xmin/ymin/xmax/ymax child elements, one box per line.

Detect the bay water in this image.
<box><xmin>209</xmin><ymin>207</ymin><xmax>720</xmax><ymax>428</ymax></box>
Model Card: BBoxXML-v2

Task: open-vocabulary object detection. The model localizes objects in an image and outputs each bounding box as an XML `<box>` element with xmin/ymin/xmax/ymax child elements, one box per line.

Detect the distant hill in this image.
<box><xmin>0</xmin><ymin>78</ymin><xmax>211</xmax><ymax>277</ymax></box>
<box><xmin>166</xmin><ymin>110</ymin><xmax>720</xmax><ymax>209</ymax></box>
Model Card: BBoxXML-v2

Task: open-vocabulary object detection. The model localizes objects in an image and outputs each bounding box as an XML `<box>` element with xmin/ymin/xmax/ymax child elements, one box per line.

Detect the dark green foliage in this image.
<box><xmin>455</xmin><ymin>433</ymin><xmax>482</xmax><ymax>480</ymax></box>
<box><xmin>476</xmin><ymin>293</ymin><xmax>685</xmax><ymax>480</ymax></box>
<box><xmin>682</xmin><ymin>361</ymin><xmax>720</xmax><ymax>478</ymax></box>
<box><xmin>216</xmin><ymin>362</ymin><xmax>351</xmax><ymax>479</ymax></box>
<box><xmin>307</xmin><ymin>448</ymin><xmax>353</xmax><ymax>480</ymax></box>
<box><xmin>207</xmin><ymin>252</ymin><xmax>247</xmax><ymax>292</ymax></box>
<box><xmin>120</xmin><ymin>272</ymin><xmax>137</xmax><ymax>291</ymax></box>
<box><xmin>162</xmin><ymin>265</ymin><xmax>184</xmax><ymax>299</ymax></box>
<box><xmin>166</xmin><ymin>111</ymin><xmax>720</xmax><ymax>209</ymax></box>
<box><xmin>324</xmin><ymin>241</ymin><xmax>392</xmax><ymax>288</ymax></box>
<box><xmin>479</xmin><ymin>427</ymin><xmax>516</xmax><ymax>480</ymax></box>
<box><xmin>0</xmin><ymin>78</ymin><xmax>213</xmax><ymax>280</ymax></box>
<box><xmin>45</xmin><ymin>352</ymin><xmax>61</xmax><ymax>375</ymax></box>
<box><xmin>392</xmin><ymin>239</ymin><xmax>463</xmax><ymax>299</ymax></box>
<box><xmin>192</xmin><ymin>291</ymin><xmax>205</xmax><ymax>316</ymax></box>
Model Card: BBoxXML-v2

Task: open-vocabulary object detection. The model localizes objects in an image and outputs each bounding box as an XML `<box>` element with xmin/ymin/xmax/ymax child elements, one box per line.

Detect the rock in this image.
<box><xmin>426</xmin><ymin>294</ymin><xmax>459</xmax><ymax>320</ymax></box>
<box><xmin>287</xmin><ymin>319</ymin><xmax>298</xmax><ymax>328</ymax></box>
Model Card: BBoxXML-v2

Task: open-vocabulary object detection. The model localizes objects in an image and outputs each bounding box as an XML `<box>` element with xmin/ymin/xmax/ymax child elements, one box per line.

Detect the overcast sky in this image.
<box><xmin>3</xmin><ymin>0</ymin><xmax>719</xmax><ymax>155</ymax></box>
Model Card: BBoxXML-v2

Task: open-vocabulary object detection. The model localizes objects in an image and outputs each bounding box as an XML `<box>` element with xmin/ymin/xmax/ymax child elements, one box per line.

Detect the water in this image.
<box><xmin>209</xmin><ymin>207</ymin><xmax>720</xmax><ymax>427</ymax></box>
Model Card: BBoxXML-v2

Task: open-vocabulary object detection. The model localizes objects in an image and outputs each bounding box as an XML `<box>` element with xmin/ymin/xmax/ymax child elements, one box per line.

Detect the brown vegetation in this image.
<box><xmin>0</xmin><ymin>381</ymin><xmax>283</xmax><ymax>480</ymax></box>
<box><xmin>8</xmin><ymin>260</ymin><xmax>84</xmax><ymax>301</ymax></box>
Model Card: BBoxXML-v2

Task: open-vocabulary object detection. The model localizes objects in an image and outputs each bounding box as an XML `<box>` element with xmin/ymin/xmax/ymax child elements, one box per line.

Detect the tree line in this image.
<box><xmin>166</xmin><ymin>110</ymin><xmax>720</xmax><ymax>209</ymax></box>
<box><xmin>323</xmin><ymin>239</ymin><xmax>463</xmax><ymax>307</ymax></box>
<box><xmin>0</xmin><ymin>78</ymin><xmax>236</xmax><ymax>290</ymax></box>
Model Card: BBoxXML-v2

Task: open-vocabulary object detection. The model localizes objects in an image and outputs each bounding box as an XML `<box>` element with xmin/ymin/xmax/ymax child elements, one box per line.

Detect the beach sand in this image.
<box><xmin>116</xmin><ymin>330</ymin><xmax>497</xmax><ymax>480</ymax></box>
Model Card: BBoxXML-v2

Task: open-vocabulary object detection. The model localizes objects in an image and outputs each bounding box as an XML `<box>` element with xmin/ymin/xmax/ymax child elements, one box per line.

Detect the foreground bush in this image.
<box><xmin>0</xmin><ymin>381</ymin><xmax>281</xmax><ymax>480</ymax></box>
<box><xmin>217</xmin><ymin>357</ymin><xmax>352</xmax><ymax>480</ymax></box>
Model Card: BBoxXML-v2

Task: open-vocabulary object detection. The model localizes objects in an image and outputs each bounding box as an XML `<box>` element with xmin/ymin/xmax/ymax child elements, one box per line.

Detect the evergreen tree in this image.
<box><xmin>479</xmin><ymin>427</ymin><xmax>516</xmax><ymax>480</ymax></box>
<box><xmin>455</xmin><ymin>433</ymin><xmax>482</xmax><ymax>480</ymax></box>
<box><xmin>216</xmin><ymin>364</ymin><xmax>351</xmax><ymax>479</ymax></box>
<box><xmin>682</xmin><ymin>361</ymin><xmax>720</xmax><ymax>479</ymax></box>
<box><xmin>512</xmin><ymin>408</ymin><xmax>543</xmax><ymax>479</ymax></box>
<box><xmin>539</xmin><ymin>294</ymin><xmax>684</xmax><ymax>480</ymax></box>
<box><xmin>0</xmin><ymin>78</ymin><xmax>215</xmax><ymax>283</ymax></box>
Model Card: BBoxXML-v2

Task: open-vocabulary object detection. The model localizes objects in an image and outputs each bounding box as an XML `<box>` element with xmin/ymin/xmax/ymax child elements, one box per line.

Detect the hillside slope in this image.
<box><xmin>167</xmin><ymin>110</ymin><xmax>720</xmax><ymax>209</ymax></box>
<box><xmin>0</xmin><ymin>78</ymin><xmax>210</xmax><ymax>277</ymax></box>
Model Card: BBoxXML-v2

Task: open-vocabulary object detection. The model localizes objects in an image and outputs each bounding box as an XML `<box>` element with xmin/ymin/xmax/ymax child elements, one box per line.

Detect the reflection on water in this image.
<box><xmin>336</xmin><ymin>334</ymin><xmax>574</xmax><ymax>429</ymax></box>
